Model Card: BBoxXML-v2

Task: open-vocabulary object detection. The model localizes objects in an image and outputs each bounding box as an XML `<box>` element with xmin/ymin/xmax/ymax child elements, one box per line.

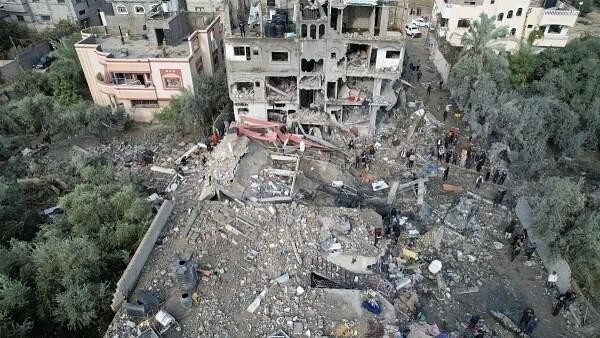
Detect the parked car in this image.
<box><xmin>33</xmin><ymin>55</ymin><xmax>51</xmax><ymax>69</ymax></box>
<box><xmin>405</xmin><ymin>24</ymin><xmax>422</xmax><ymax>37</ymax></box>
<box><xmin>411</xmin><ymin>17</ymin><xmax>431</xmax><ymax>28</ymax></box>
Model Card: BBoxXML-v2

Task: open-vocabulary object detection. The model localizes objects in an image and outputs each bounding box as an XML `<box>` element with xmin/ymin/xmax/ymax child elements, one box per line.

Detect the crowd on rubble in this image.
<box><xmin>431</xmin><ymin>129</ymin><xmax>509</xmax><ymax>186</ymax></box>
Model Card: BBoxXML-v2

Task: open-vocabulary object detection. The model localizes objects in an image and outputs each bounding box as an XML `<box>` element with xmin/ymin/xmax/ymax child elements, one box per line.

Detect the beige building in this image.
<box><xmin>433</xmin><ymin>0</ymin><xmax>579</xmax><ymax>50</ymax></box>
<box><xmin>75</xmin><ymin>13</ymin><xmax>223</xmax><ymax>122</ymax></box>
<box><xmin>223</xmin><ymin>0</ymin><xmax>406</xmax><ymax>137</ymax></box>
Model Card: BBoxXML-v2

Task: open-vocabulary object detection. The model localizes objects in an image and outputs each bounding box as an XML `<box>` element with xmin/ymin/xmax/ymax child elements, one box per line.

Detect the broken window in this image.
<box><xmin>457</xmin><ymin>19</ymin><xmax>470</xmax><ymax>28</ymax></box>
<box><xmin>163</xmin><ymin>77</ymin><xmax>183</xmax><ymax>89</ymax></box>
<box><xmin>330</xmin><ymin>8</ymin><xmax>339</xmax><ymax>30</ymax></box>
<box><xmin>385</xmin><ymin>50</ymin><xmax>400</xmax><ymax>59</ymax></box>
<box><xmin>255</xmin><ymin>81</ymin><xmax>260</xmax><ymax>87</ymax></box>
<box><xmin>301</xmin><ymin>59</ymin><xmax>323</xmax><ymax>72</ymax></box>
<box><xmin>327</xmin><ymin>82</ymin><xmax>336</xmax><ymax>99</ymax></box>
<box><xmin>330</xmin><ymin>52</ymin><xmax>336</xmax><ymax>59</ymax></box>
<box><xmin>233</xmin><ymin>46</ymin><xmax>245</xmax><ymax>56</ymax></box>
<box><xmin>547</xmin><ymin>25</ymin><xmax>562</xmax><ymax>34</ymax></box>
<box><xmin>271</xmin><ymin>51</ymin><xmax>289</xmax><ymax>62</ymax></box>
<box><xmin>342</xmin><ymin>6</ymin><xmax>372</xmax><ymax>33</ymax></box>
<box><xmin>346</xmin><ymin>44</ymin><xmax>369</xmax><ymax>69</ymax></box>
<box><xmin>252</xmin><ymin>47</ymin><xmax>259</xmax><ymax>55</ymax></box>
<box><xmin>266</xmin><ymin>77</ymin><xmax>297</xmax><ymax>100</ymax></box>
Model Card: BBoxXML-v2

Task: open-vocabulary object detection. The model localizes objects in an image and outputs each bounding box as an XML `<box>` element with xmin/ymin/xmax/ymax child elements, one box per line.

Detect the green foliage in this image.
<box><xmin>47</xmin><ymin>35</ymin><xmax>86</xmax><ymax>106</ymax></box>
<box><xmin>532</xmin><ymin>177</ymin><xmax>585</xmax><ymax>249</ymax></box>
<box><xmin>564</xmin><ymin>211</ymin><xmax>600</xmax><ymax>303</ymax></box>
<box><xmin>508</xmin><ymin>45</ymin><xmax>536</xmax><ymax>87</ymax></box>
<box><xmin>0</xmin><ymin>178</ymin><xmax>26</xmax><ymax>244</ymax></box>
<box><xmin>460</xmin><ymin>13</ymin><xmax>508</xmax><ymax>63</ymax></box>
<box><xmin>0</xmin><ymin>21</ymin><xmax>30</xmax><ymax>59</ymax></box>
<box><xmin>157</xmin><ymin>69</ymin><xmax>232</xmax><ymax>135</ymax></box>
<box><xmin>0</xmin><ymin>274</ymin><xmax>33</xmax><ymax>337</ymax></box>
<box><xmin>52</xmin><ymin>282</ymin><xmax>108</xmax><ymax>330</ymax></box>
<box><xmin>12</xmin><ymin>71</ymin><xmax>52</xmax><ymax>97</ymax></box>
<box><xmin>34</xmin><ymin>20</ymin><xmax>79</xmax><ymax>42</ymax></box>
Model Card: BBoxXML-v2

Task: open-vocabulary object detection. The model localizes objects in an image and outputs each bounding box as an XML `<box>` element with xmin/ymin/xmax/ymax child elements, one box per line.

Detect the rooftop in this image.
<box><xmin>78</xmin><ymin>27</ymin><xmax>191</xmax><ymax>59</ymax></box>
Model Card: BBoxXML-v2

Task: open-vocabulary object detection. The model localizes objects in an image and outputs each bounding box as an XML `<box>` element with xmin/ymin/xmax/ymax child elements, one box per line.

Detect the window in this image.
<box><xmin>385</xmin><ymin>50</ymin><xmax>401</xmax><ymax>59</ymax></box>
<box><xmin>301</xmin><ymin>24</ymin><xmax>307</xmax><ymax>38</ymax></box>
<box><xmin>266</xmin><ymin>0</ymin><xmax>275</xmax><ymax>6</ymax></box>
<box><xmin>527</xmin><ymin>24</ymin><xmax>533</xmax><ymax>28</ymax></box>
<box><xmin>547</xmin><ymin>25</ymin><xmax>562</xmax><ymax>34</ymax></box>
<box><xmin>57</xmin><ymin>0</ymin><xmax>65</xmax><ymax>3</ymax></box>
<box><xmin>516</xmin><ymin>8</ymin><xmax>523</xmax><ymax>16</ymax></box>
<box><xmin>131</xmin><ymin>100</ymin><xmax>159</xmax><ymax>108</ymax></box>
<box><xmin>497</xmin><ymin>13</ymin><xmax>503</xmax><ymax>21</ymax></box>
<box><xmin>116</xmin><ymin>5</ymin><xmax>128</xmax><ymax>14</ymax></box>
<box><xmin>135</xmin><ymin>5</ymin><xmax>144</xmax><ymax>14</ymax></box>
<box><xmin>310</xmin><ymin>25</ymin><xmax>316</xmax><ymax>39</ymax></box>
<box><xmin>507</xmin><ymin>10</ymin><xmax>513</xmax><ymax>19</ymax></box>
<box><xmin>40</xmin><ymin>15</ymin><xmax>51</xmax><ymax>21</ymax></box>
<box><xmin>510</xmin><ymin>28</ymin><xmax>516</xmax><ymax>36</ymax></box>
<box><xmin>233</xmin><ymin>46</ymin><xmax>245</xmax><ymax>56</ymax></box>
<box><xmin>319</xmin><ymin>24</ymin><xmax>325</xmax><ymax>38</ymax></box>
<box><xmin>78</xmin><ymin>9</ymin><xmax>86</xmax><ymax>15</ymax></box>
<box><xmin>271</xmin><ymin>51</ymin><xmax>289</xmax><ymax>62</ymax></box>
<box><xmin>31</xmin><ymin>0</ymin><xmax>39</xmax><ymax>2</ymax></box>
<box><xmin>16</xmin><ymin>15</ymin><xmax>24</xmax><ymax>22</ymax></box>
<box><xmin>164</xmin><ymin>77</ymin><xmax>182</xmax><ymax>88</ymax></box>
<box><xmin>252</xmin><ymin>48</ymin><xmax>259</xmax><ymax>55</ymax></box>
<box><xmin>457</xmin><ymin>19</ymin><xmax>470</xmax><ymax>28</ymax></box>
<box><xmin>330</xmin><ymin>52</ymin><xmax>336</xmax><ymax>59</ymax></box>
<box><xmin>255</xmin><ymin>81</ymin><xmax>260</xmax><ymax>87</ymax></box>
<box><xmin>490</xmin><ymin>0</ymin><xmax>495</xmax><ymax>3</ymax></box>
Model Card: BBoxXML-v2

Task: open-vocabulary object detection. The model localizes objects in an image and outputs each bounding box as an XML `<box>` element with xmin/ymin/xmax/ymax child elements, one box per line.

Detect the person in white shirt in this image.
<box><xmin>547</xmin><ymin>271</ymin><xmax>558</xmax><ymax>289</ymax></box>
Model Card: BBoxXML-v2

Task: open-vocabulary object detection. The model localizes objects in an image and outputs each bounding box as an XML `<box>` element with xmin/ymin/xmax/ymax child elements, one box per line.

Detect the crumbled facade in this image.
<box><xmin>224</xmin><ymin>0</ymin><xmax>406</xmax><ymax>136</ymax></box>
<box><xmin>433</xmin><ymin>0</ymin><xmax>579</xmax><ymax>50</ymax></box>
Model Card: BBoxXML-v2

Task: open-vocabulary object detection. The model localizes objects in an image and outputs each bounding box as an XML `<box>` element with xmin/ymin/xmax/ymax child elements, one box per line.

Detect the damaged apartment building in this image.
<box><xmin>224</xmin><ymin>0</ymin><xmax>405</xmax><ymax>136</ymax></box>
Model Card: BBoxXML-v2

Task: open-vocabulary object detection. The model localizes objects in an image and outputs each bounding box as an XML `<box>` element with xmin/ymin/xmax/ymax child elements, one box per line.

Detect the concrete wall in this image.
<box><xmin>111</xmin><ymin>199</ymin><xmax>175</xmax><ymax>311</ymax></box>
<box><xmin>0</xmin><ymin>60</ymin><xmax>21</xmax><ymax>84</ymax></box>
<box><xmin>14</xmin><ymin>41</ymin><xmax>51</xmax><ymax>69</ymax></box>
<box><xmin>430</xmin><ymin>43</ymin><xmax>450</xmax><ymax>83</ymax></box>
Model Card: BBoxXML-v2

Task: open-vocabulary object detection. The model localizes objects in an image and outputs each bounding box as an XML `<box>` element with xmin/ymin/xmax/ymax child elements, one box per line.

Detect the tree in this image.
<box><xmin>12</xmin><ymin>71</ymin><xmax>52</xmax><ymax>98</ymax></box>
<box><xmin>47</xmin><ymin>35</ymin><xmax>86</xmax><ymax>106</ymax></box>
<box><xmin>0</xmin><ymin>274</ymin><xmax>32</xmax><ymax>337</ymax></box>
<box><xmin>52</xmin><ymin>283</ymin><xmax>108</xmax><ymax>331</ymax></box>
<box><xmin>508</xmin><ymin>44</ymin><xmax>536</xmax><ymax>88</ymax></box>
<box><xmin>460</xmin><ymin>13</ymin><xmax>508</xmax><ymax>63</ymax></box>
<box><xmin>157</xmin><ymin>69</ymin><xmax>232</xmax><ymax>135</ymax></box>
<box><xmin>0</xmin><ymin>21</ymin><xmax>30</xmax><ymax>59</ymax></box>
<box><xmin>531</xmin><ymin>177</ymin><xmax>585</xmax><ymax>251</ymax></box>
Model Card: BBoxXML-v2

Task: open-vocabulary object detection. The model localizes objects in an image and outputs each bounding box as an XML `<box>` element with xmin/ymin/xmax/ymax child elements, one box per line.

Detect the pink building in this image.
<box><xmin>75</xmin><ymin>14</ymin><xmax>223</xmax><ymax>122</ymax></box>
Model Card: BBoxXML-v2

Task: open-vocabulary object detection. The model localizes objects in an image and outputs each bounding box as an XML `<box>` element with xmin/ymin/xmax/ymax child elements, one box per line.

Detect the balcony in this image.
<box><xmin>533</xmin><ymin>34</ymin><xmax>570</xmax><ymax>47</ymax></box>
<box><xmin>96</xmin><ymin>79</ymin><xmax>158</xmax><ymax>100</ymax></box>
<box><xmin>538</xmin><ymin>9</ymin><xmax>579</xmax><ymax>27</ymax></box>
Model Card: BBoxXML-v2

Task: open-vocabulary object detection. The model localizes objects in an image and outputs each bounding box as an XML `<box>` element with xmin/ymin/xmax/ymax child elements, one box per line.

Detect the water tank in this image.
<box><xmin>275</xmin><ymin>24</ymin><xmax>284</xmax><ymax>37</ymax></box>
<box><xmin>543</xmin><ymin>0</ymin><xmax>558</xmax><ymax>9</ymax></box>
<box><xmin>172</xmin><ymin>259</ymin><xmax>198</xmax><ymax>292</ymax></box>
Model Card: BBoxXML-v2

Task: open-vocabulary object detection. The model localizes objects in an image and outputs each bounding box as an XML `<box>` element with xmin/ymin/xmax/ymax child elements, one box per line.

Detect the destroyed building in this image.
<box><xmin>224</xmin><ymin>0</ymin><xmax>406</xmax><ymax>136</ymax></box>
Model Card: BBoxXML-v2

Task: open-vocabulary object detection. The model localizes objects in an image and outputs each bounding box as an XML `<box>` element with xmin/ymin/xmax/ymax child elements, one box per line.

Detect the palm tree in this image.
<box><xmin>460</xmin><ymin>13</ymin><xmax>508</xmax><ymax>62</ymax></box>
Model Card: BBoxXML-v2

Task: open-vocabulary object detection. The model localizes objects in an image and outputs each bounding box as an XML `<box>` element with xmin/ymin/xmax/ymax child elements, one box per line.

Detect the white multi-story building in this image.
<box><xmin>433</xmin><ymin>0</ymin><xmax>579</xmax><ymax>50</ymax></box>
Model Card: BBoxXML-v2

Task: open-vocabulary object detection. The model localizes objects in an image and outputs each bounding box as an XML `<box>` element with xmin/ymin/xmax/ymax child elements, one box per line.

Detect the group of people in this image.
<box><xmin>518</xmin><ymin>308</ymin><xmax>539</xmax><ymax>335</ymax></box>
<box><xmin>353</xmin><ymin>143</ymin><xmax>376</xmax><ymax>170</ymax></box>
<box><xmin>553</xmin><ymin>290</ymin><xmax>577</xmax><ymax>316</ymax></box>
<box><xmin>505</xmin><ymin>224</ymin><xmax>537</xmax><ymax>262</ymax></box>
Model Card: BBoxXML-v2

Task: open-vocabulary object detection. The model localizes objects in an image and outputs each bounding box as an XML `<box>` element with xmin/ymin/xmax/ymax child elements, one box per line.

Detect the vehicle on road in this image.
<box><xmin>411</xmin><ymin>17</ymin><xmax>431</xmax><ymax>28</ymax></box>
<box><xmin>405</xmin><ymin>24</ymin><xmax>422</xmax><ymax>37</ymax></box>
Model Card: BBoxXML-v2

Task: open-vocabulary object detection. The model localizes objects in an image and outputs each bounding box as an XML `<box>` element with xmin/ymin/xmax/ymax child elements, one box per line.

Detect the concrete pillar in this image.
<box><xmin>380</xmin><ymin>7</ymin><xmax>389</xmax><ymax>36</ymax></box>
<box><xmin>369</xmin><ymin>7</ymin><xmax>376</xmax><ymax>36</ymax></box>
<box><xmin>368</xmin><ymin>105</ymin><xmax>377</xmax><ymax>136</ymax></box>
<box><xmin>338</xmin><ymin>9</ymin><xmax>344</xmax><ymax>32</ymax></box>
<box><xmin>373</xmin><ymin>78</ymin><xmax>382</xmax><ymax>96</ymax></box>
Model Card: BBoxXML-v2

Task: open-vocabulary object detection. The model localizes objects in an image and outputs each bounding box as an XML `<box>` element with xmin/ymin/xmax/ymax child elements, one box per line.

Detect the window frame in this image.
<box><xmin>271</xmin><ymin>51</ymin><xmax>289</xmax><ymax>63</ymax></box>
<box><xmin>385</xmin><ymin>50</ymin><xmax>401</xmax><ymax>59</ymax></box>
<box><xmin>457</xmin><ymin>19</ymin><xmax>470</xmax><ymax>28</ymax></box>
<box><xmin>233</xmin><ymin>46</ymin><xmax>245</xmax><ymax>56</ymax></box>
<box><xmin>134</xmin><ymin>5</ymin><xmax>145</xmax><ymax>14</ymax></box>
<box><xmin>497</xmin><ymin>13</ymin><xmax>504</xmax><ymax>21</ymax></box>
<box><xmin>516</xmin><ymin>8</ymin><xmax>523</xmax><ymax>16</ymax></box>
<box><xmin>116</xmin><ymin>5</ymin><xmax>128</xmax><ymax>14</ymax></box>
<box><xmin>163</xmin><ymin>76</ymin><xmax>183</xmax><ymax>89</ymax></box>
<box><xmin>507</xmin><ymin>10</ymin><xmax>513</xmax><ymax>19</ymax></box>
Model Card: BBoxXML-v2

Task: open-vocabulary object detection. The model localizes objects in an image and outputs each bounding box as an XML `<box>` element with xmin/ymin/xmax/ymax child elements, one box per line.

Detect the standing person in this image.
<box><xmin>475</xmin><ymin>175</ymin><xmax>483</xmax><ymax>189</ymax></box>
<box><xmin>239</xmin><ymin>21</ymin><xmax>246</xmax><ymax>37</ymax></box>
<box><xmin>410</xmin><ymin>8</ymin><xmax>414</xmax><ymax>15</ymax></box>
<box><xmin>546</xmin><ymin>271</ymin><xmax>558</xmax><ymax>289</ymax></box>
<box><xmin>443</xmin><ymin>109</ymin><xmax>448</xmax><ymax>121</ymax></box>
<box><xmin>439</xmin><ymin>80</ymin><xmax>443</xmax><ymax>90</ymax></box>
<box><xmin>524</xmin><ymin>241</ymin><xmax>536</xmax><ymax>260</ymax></box>
<box><xmin>451</xmin><ymin>151</ymin><xmax>458</xmax><ymax>165</ymax></box>
<box><xmin>499</xmin><ymin>171</ymin><xmax>507</xmax><ymax>185</ymax></box>
<box><xmin>408</xmin><ymin>152</ymin><xmax>416</xmax><ymax>168</ymax></box>
<box><xmin>564</xmin><ymin>291</ymin><xmax>577</xmax><ymax>311</ymax></box>
<box><xmin>445</xmin><ymin>150</ymin><xmax>452</xmax><ymax>163</ymax></box>
<box><xmin>492</xmin><ymin>168</ymin><xmax>500</xmax><ymax>184</ymax></box>
<box><xmin>525</xmin><ymin>317</ymin><xmax>539</xmax><ymax>335</ymax></box>
<box><xmin>511</xmin><ymin>239</ymin><xmax>523</xmax><ymax>262</ymax></box>
<box><xmin>519</xmin><ymin>308</ymin><xmax>534</xmax><ymax>331</ymax></box>
<box><xmin>504</xmin><ymin>221</ymin><xmax>515</xmax><ymax>240</ymax></box>
<box><xmin>553</xmin><ymin>293</ymin><xmax>567</xmax><ymax>316</ymax></box>
<box><xmin>427</xmin><ymin>84</ymin><xmax>432</xmax><ymax>96</ymax></box>
<box><xmin>438</xmin><ymin>146</ymin><xmax>445</xmax><ymax>161</ymax></box>
<box><xmin>485</xmin><ymin>164</ymin><xmax>494</xmax><ymax>181</ymax></box>
<box><xmin>443</xmin><ymin>166</ymin><xmax>450</xmax><ymax>182</ymax></box>
<box><xmin>417</xmin><ymin>70</ymin><xmax>422</xmax><ymax>81</ymax></box>
<box><xmin>476</xmin><ymin>159</ymin><xmax>484</xmax><ymax>172</ymax></box>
